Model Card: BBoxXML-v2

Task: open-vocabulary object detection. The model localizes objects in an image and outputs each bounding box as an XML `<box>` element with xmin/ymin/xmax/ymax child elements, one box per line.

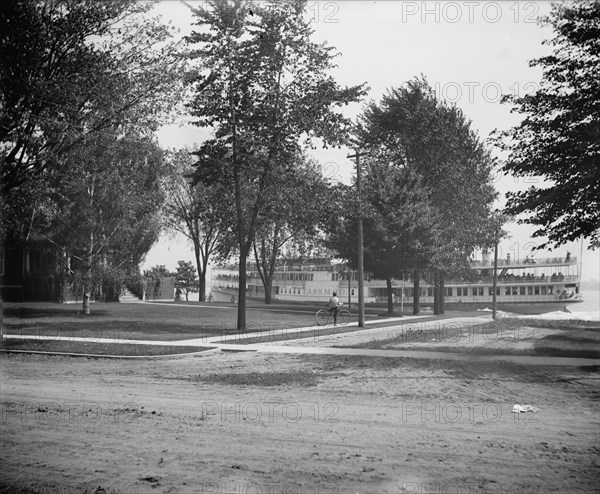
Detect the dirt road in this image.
<box><xmin>1</xmin><ymin>350</ymin><xmax>598</xmax><ymax>494</ymax></box>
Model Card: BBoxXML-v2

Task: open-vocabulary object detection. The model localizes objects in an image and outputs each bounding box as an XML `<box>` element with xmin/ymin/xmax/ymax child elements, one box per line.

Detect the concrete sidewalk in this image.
<box><xmin>4</xmin><ymin>314</ymin><xmax>599</xmax><ymax>366</ymax></box>
<box><xmin>2</xmin><ymin>313</ymin><xmax>434</xmax><ymax>347</ymax></box>
<box><xmin>5</xmin><ymin>332</ymin><xmax>598</xmax><ymax>367</ymax></box>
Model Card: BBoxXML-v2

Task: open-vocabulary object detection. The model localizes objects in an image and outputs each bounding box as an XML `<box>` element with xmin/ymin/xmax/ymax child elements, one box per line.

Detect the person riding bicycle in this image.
<box><xmin>328</xmin><ymin>291</ymin><xmax>342</xmax><ymax>325</ymax></box>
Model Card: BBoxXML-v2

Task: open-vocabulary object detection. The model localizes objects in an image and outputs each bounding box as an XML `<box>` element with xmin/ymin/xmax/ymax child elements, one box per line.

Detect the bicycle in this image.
<box><xmin>315</xmin><ymin>306</ymin><xmax>351</xmax><ymax>327</ymax></box>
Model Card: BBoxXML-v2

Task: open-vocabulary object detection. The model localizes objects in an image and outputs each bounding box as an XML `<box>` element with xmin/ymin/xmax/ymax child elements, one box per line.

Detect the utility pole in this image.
<box><xmin>348</xmin><ymin>149</ymin><xmax>368</xmax><ymax>327</ymax></box>
<box><xmin>492</xmin><ymin>235</ymin><xmax>499</xmax><ymax>320</ymax></box>
<box><xmin>491</xmin><ymin>211</ymin><xmax>502</xmax><ymax>320</ymax></box>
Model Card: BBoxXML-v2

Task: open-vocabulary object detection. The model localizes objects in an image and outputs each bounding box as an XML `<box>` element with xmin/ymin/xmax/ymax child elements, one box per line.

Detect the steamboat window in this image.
<box><xmin>505</xmin><ymin>287</ymin><xmax>511</xmax><ymax>296</ymax></box>
<box><xmin>520</xmin><ymin>286</ymin><xmax>526</xmax><ymax>295</ymax></box>
<box><xmin>527</xmin><ymin>286</ymin><xmax>533</xmax><ymax>295</ymax></box>
<box><xmin>541</xmin><ymin>286</ymin><xmax>547</xmax><ymax>295</ymax></box>
<box><xmin>534</xmin><ymin>286</ymin><xmax>540</xmax><ymax>295</ymax></box>
<box><xmin>427</xmin><ymin>287</ymin><xmax>433</xmax><ymax>297</ymax></box>
<box><xmin>548</xmin><ymin>286</ymin><xmax>553</xmax><ymax>294</ymax></box>
<box><xmin>512</xmin><ymin>286</ymin><xmax>518</xmax><ymax>295</ymax></box>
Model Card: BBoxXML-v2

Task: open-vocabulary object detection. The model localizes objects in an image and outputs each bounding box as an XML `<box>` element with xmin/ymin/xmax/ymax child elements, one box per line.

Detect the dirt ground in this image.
<box><xmin>1</xmin><ymin>348</ymin><xmax>599</xmax><ymax>494</ymax></box>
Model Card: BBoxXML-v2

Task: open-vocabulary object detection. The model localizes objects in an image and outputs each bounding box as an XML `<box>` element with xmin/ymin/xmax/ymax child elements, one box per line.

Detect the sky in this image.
<box><xmin>143</xmin><ymin>0</ymin><xmax>599</xmax><ymax>283</ymax></box>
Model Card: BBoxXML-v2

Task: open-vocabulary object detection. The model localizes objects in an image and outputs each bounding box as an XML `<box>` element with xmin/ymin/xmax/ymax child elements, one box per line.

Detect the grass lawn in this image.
<box><xmin>0</xmin><ymin>338</ymin><xmax>213</xmax><ymax>357</ymax></box>
<box><xmin>341</xmin><ymin>317</ymin><xmax>600</xmax><ymax>358</ymax></box>
<box><xmin>533</xmin><ymin>323</ymin><xmax>600</xmax><ymax>358</ymax></box>
<box><xmin>2</xmin><ymin>301</ymin><xmax>318</xmax><ymax>342</ymax></box>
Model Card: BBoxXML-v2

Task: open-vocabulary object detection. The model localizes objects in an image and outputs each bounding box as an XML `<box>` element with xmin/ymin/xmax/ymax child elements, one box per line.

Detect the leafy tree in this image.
<box><xmin>186</xmin><ymin>0</ymin><xmax>365</xmax><ymax>329</ymax></box>
<box><xmin>163</xmin><ymin>148</ymin><xmax>232</xmax><ymax>302</ymax></box>
<box><xmin>496</xmin><ymin>1</ymin><xmax>600</xmax><ymax>249</ymax></box>
<box><xmin>143</xmin><ymin>265</ymin><xmax>173</xmax><ymax>299</ymax></box>
<box><xmin>359</xmin><ymin>78</ymin><xmax>497</xmax><ymax>314</ymax></box>
<box><xmin>174</xmin><ymin>260</ymin><xmax>199</xmax><ymax>301</ymax></box>
<box><xmin>252</xmin><ymin>155</ymin><xmax>331</xmax><ymax>303</ymax></box>
<box><xmin>0</xmin><ymin>0</ymin><xmax>184</xmax><ymax>233</ymax></box>
<box><xmin>323</xmin><ymin>159</ymin><xmax>436</xmax><ymax>314</ymax></box>
<box><xmin>0</xmin><ymin>0</ymin><xmax>185</xmax><ymax>317</ymax></box>
<box><xmin>47</xmin><ymin>132</ymin><xmax>166</xmax><ymax>314</ymax></box>
<box><xmin>361</xmin><ymin>161</ymin><xmax>436</xmax><ymax>314</ymax></box>
<box><xmin>144</xmin><ymin>265</ymin><xmax>172</xmax><ymax>279</ymax></box>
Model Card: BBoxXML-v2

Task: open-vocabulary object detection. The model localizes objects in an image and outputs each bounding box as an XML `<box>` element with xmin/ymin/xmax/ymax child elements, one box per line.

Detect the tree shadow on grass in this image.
<box><xmin>534</xmin><ymin>330</ymin><xmax>600</xmax><ymax>359</ymax></box>
<box><xmin>3</xmin><ymin>319</ymin><xmax>272</xmax><ymax>341</ymax></box>
<box><xmin>3</xmin><ymin>306</ymin><xmax>110</xmax><ymax>318</ymax></box>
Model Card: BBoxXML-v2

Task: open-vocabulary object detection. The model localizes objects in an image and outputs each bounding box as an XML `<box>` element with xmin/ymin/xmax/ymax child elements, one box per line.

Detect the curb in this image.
<box><xmin>0</xmin><ymin>347</ymin><xmax>219</xmax><ymax>360</ymax></box>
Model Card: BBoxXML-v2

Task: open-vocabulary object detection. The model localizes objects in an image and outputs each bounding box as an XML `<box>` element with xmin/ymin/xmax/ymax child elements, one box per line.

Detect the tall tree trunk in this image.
<box><xmin>386</xmin><ymin>276</ymin><xmax>394</xmax><ymax>314</ymax></box>
<box><xmin>82</xmin><ymin>259</ymin><xmax>92</xmax><ymax>316</ymax></box>
<box><xmin>263</xmin><ymin>241</ymin><xmax>279</xmax><ymax>305</ymax></box>
<box><xmin>412</xmin><ymin>270</ymin><xmax>420</xmax><ymax>315</ymax></box>
<box><xmin>237</xmin><ymin>250</ymin><xmax>247</xmax><ymax>330</ymax></box>
<box><xmin>82</xmin><ymin>291</ymin><xmax>90</xmax><ymax>315</ymax></box>
<box><xmin>202</xmin><ymin>247</ymin><xmax>211</xmax><ymax>303</ymax></box>
<box><xmin>433</xmin><ymin>271</ymin><xmax>440</xmax><ymax>315</ymax></box>
<box><xmin>82</xmin><ymin>274</ymin><xmax>91</xmax><ymax>315</ymax></box>
<box><xmin>439</xmin><ymin>275</ymin><xmax>445</xmax><ymax>315</ymax></box>
<box><xmin>264</xmin><ymin>277</ymin><xmax>272</xmax><ymax>304</ymax></box>
<box><xmin>82</xmin><ymin>234</ymin><xmax>94</xmax><ymax>315</ymax></box>
<box><xmin>193</xmin><ymin>242</ymin><xmax>206</xmax><ymax>302</ymax></box>
<box><xmin>198</xmin><ymin>270</ymin><xmax>206</xmax><ymax>302</ymax></box>
<box><xmin>254</xmin><ymin>227</ymin><xmax>280</xmax><ymax>305</ymax></box>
